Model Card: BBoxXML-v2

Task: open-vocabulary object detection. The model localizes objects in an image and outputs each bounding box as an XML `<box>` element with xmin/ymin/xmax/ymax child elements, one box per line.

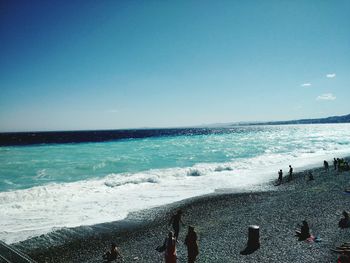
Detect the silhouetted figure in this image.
<box><xmin>163</xmin><ymin>231</ymin><xmax>177</xmax><ymax>263</ymax></box>
<box><xmin>334</xmin><ymin>158</ymin><xmax>338</xmax><ymax>170</ymax></box>
<box><xmin>277</xmin><ymin>169</ymin><xmax>283</xmax><ymax>185</ymax></box>
<box><xmin>324</xmin><ymin>160</ymin><xmax>329</xmax><ymax>172</ymax></box>
<box><xmin>338</xmin><ymin>158</ymin><xmax>342</xmax><ymax>170</ymax></box>
<box><xmin>339</xmin><ymin>211</ymin><xmax>350</xmax><ymax>229</ymax></box>
<box><xmin>288</xmin><ymin>165</ymin><xmax>293</xmax><ymax>182</ymax></box>
<box><xmin>338</xmin><ymin>253</ymin><xmax>350</xmax><ymax>263</ymax></box>
<box><xmin>169</xmin><ymin>210</ymin><xmax>185</xmax><ymax>241</ymax></box>
<box><xmin>102</xmin><ymin>242</ymin><xmax>122</xmax><ymax>262</ymax></box>
<box><xmin>295</xmin><ymin>220</ymin><xmax>311</xmax><ymax>241</ymax></box>
<box><xmin>308</xmin><ymin>171</ymin><xmax>314</xmax><ymax>181</ymax></box>
<box><xmin>185</xmin><ymin>226</ymin><xmax>199</xmax><ymax>263</ymax></box>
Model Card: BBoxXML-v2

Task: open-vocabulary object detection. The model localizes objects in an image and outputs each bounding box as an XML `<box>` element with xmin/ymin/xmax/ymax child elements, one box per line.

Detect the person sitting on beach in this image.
<box><xmin>277</xmin><ymin>169</ymin><xmax>283</xmax><ymax>185</ymax></box>
<box><xmin>338</xmin><ymin>211</ymin><xmax>350</xmax><ymax>229</ymax></box>
<box><xmin>308</xmin><ymin>171</ymin><xmax>314</xmax><ymax>181</ymax></box>
<box><xmin>163</xmin><ymin>231</ymin><xmax>177</xmax><ymax>263</ymax></box>
<box><xmin>169</xmin><ymin>210</ymin><xmax>185</xmax><ymax>241</ymax></box>
<box><xmin>288</xmin><ymin>165</ymin><xmax>293</xmax><ymax>182</ymax></box>
<box><xmin>185</xmin><ymin>226</ymin><xmax>199</xmax><ymax>263</ymax></box>
<box><xmin>324</xmin><ymin>160</ymin><xmax>329</xmax><ymax>172</ymax></box>
<box><xmin>102</xmin><ymin>242</ymin><xmax>122</xmax><ymax>262</ymax></box>
<box><xmin>295</xmin><ymin>220</ymin><xmax>311</xmax><ymax>241</ymax></box>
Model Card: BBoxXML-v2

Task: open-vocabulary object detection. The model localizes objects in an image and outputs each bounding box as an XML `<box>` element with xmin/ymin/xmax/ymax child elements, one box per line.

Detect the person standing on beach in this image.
<box><xmin>185</xmin><ymin>226</ymin><xmax>199</xmax><ymax>263</ymax></box>
<box><xmin>334</xmin><ymin>158</ymin><xmax>338</xmax><ymax>170</ymax></box>
<box><xmin>324</xmin><ymin>160</ymin><xmax>329</xmax><ymax>172</ymax></box>
<box><xmin>277</xmin><ymin>169</ymin><xmax>283</xmax><ymax>184</ymax></box>
<box><xmin>288</xmin><ymin>165</ymin><xmax>293</xmax><ymax>182</ymax></box>
<box><xmin>338</xmin><ymin>158</ymin><xmax>342</xmax><ymax>171</ymax></box>
<box><xmin>164</xmin><ymin>231</ymin><xmax>177</xmax><ymax>263</ymax></box>
<box><xmin>169</xmin><ymin>210</ymin><xmax>185</xmax><ymax>241</ymax></box>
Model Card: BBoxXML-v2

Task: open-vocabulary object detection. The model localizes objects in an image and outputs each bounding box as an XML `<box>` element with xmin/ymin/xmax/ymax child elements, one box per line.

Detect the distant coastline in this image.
<box><xmin>246</xmin><ymin>114</ymin><xmax>350</xmax><ymax>125</ymax></box>
<box><xmin>242</xmin><ymin>113</ymin><xmax>350</xmax><ymax>126</ymax></box>
<box><xmin>199</xmin><ymin>113</ymin><xmax>350</xmax><ymax>128</ymax></box>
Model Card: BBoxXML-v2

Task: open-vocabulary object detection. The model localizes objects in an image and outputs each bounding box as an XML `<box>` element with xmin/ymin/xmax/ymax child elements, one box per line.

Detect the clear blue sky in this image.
<box><xmin>0</xmin><ymin>0</ymin><xmax>349</xmax><ymax>132</ymax></box>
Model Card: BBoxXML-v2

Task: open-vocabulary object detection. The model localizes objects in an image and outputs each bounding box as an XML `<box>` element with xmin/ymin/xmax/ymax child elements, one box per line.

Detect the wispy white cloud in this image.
<box><xmin>326</xmin><ymin>73</ymin><xmax>336</xmax><ymax>78</ymax></box>
<box><xmin>301</xmin><ymin>83</ymin><xmax>312</xmax><ymax>87</ymax></box>
<box><xmin>316</xmin><ymin>93</ymin><xmax>336</xmax><ymax>101</ymax></box>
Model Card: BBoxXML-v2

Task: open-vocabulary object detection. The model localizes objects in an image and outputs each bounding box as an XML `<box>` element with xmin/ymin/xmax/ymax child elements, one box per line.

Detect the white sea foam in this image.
<box><xmin>1</xmin><ymin>148</ymin><xmax>350</xmax><ymax>244</ymax></box>
<box><xmin>1</xmin><ymin>124</ymin><xmax>350</xmax><ymax>244</ymax></box>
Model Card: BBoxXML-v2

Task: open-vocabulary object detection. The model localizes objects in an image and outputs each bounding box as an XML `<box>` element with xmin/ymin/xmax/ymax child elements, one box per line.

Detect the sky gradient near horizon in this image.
<box><xmin>0</xmin><ymin>0</ymin><xmax>349</xmax><ymax>132</ymax></box>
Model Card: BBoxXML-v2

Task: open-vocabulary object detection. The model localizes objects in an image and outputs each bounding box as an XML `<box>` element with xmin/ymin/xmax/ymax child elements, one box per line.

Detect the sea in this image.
<box><xmin>1</xmin><ymin>124</ymin><xmax>350</xmax><ymax>244</ymax></box>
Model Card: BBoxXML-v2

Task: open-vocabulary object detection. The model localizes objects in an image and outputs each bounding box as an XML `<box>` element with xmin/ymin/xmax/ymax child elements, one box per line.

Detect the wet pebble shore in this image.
<box><xmin>20</xmin><ymin>161</ymin><xmax>350</xmax><ymax>262</ymax></box>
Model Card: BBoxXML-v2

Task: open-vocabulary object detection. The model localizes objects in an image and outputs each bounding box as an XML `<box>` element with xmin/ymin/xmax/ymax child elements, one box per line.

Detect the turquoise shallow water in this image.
<box><xmin>1</xmin><ymin>126</ymin><xmax>268</xmax><ymax>191</ymax></box>
<box><xmin>1</xmin><ymin>124</ymin><xmax>350</xmax><ymax>244</ymax></box>
<box><xmin>1</xmin><ymin>125</ymin><xmax>350</xmax><ymax>192</ymax></box>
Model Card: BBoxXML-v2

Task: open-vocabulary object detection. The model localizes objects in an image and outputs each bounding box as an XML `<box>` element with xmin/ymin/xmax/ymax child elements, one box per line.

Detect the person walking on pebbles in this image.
<box><xmin>185</xmin><ymin>226</ymin><xmax>199</xmax><ymax>263</ymax></box>
<box><xmin>169</xmin><ymin>210</ymin><xmax>185</xmax><ymax>241</ymax></box>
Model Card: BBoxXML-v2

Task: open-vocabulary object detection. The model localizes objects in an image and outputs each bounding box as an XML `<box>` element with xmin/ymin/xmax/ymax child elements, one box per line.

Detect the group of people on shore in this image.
<box><xmin>276</xmin><ymin>165</ymin><xmax>293</xmax><ymax>184</ymax></box>
<box><xmin>276</xmin><ymin>159</ymin><xmax>350</xmax><ymax>262</ymax></box>
<box><xmin>277</xmin><ymin>157</ymin><xmax>350</xmax><ymax>185</ymax></box>
<box><xmin>102</xmin><ymin>209</ymin><xmax>198</xmax><ymax>263</ymax></box>
<box><xmin>102</xmin><ymin>158</ymin><xmax>349</xmax><ymax>262</ymax></box>
<box><xmin>157</xmin><ymin>210</ymin><xmax>199</xmax><ymax>263</ymax></box>
<box><xmin>333</xmin><ymin>158</ymin><xmax>350</xmax><ymax>172</ymax></box>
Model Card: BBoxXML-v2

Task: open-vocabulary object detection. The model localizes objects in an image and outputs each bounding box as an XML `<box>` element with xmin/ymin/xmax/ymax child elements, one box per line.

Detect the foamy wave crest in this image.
<box><xmin>214</xmin><ymin>166</ymin><xmax>233</xmax><ymax>172</ymax></box>
<box><xmin>104</xmin><ymin>174</ymin><xmax>160</xmax><ymax>187</ymax></box>
<box><xmin>187</xmin><ymin>169</ymin><xmax>201</xmax><ymax>176</ymax></box>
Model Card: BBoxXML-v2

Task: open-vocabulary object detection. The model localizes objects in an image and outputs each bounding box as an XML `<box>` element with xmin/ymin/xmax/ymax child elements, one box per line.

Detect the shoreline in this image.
<box><xmin>15</xmin><ymin>158</ymin><xmax>350</xmax><ymax>262</ymax></box>
<box><xmin>4</xmin><ymin>150</ymin><xmax>349</xmax><ymax>245</ymax></box>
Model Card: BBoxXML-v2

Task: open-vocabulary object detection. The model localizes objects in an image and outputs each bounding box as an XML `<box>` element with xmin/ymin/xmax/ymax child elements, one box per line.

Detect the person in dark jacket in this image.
<box><xmin>295</xmin><ymin>220</ymin><xmax>311</xmax><ymax>241</ymax></box>
<box><xmin>169</xmin><ymin>210</ymin><xmax>185</xmax><ymax>241</ymax></box>
<box><xmin>185</xmin><ymin>226</ymin><xmax>199</xmax><ymax>263</ymax></box>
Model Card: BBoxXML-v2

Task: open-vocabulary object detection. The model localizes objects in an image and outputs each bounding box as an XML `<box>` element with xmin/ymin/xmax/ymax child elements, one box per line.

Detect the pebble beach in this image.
<box><xmin>17</xmin><ymin>160</ymin><xmax>350</xmax><ymax>263</ymax></box>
